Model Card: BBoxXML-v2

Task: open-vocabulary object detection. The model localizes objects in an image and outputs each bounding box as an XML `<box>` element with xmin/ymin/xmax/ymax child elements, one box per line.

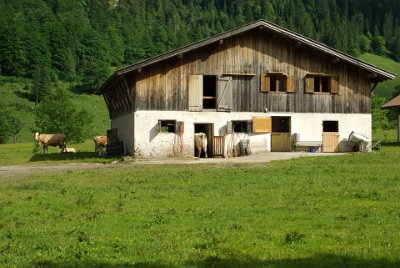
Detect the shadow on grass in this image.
<box><xmin>30</xmin><ymin>152</ymin><xmax>121</xmax><ymax>162</ymax></box>
<box><xmin>382</xmin><ymin>141</ymin><xmax>400</xmax><ymax>147</ymax></box>
<box><xmin>32</xmin><ymin>254</ymin><xmax>400</xmax><ymax>268</ymax></box>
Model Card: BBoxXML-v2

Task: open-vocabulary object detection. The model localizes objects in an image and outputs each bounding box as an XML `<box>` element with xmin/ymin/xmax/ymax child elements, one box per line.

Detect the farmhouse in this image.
<box><xmin>98</xmin><ymin>19</ymin><xmax>395</xmax><ymax>157</ymax></box>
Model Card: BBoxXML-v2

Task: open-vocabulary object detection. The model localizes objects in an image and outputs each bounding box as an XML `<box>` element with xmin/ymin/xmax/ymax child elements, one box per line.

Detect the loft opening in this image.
<box><xmin>203</xmin><ymin>75</ymin><xmax>217</xmax><ymax>109</ymax></box>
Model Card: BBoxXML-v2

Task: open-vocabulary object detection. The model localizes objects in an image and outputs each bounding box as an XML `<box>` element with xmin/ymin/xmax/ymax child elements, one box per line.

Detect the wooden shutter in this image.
<box><xmin>331</xmin><ymin>75</ymin><xmax>340</xmax><ymax>94</ymax></box>
<box><xmin>252</xmin><ymin>116</ymin><xmax>272</xmax><ymax>133</ymax></box>
<box><xmin>260</xmin><ymin>74</ymin><xmax>270</xmax><ymax>92</ymax></box>
<box><xmin>188</xmin><ymin>75</ymin><xmax>203</xmax><ymax>111</ymax></box>
<box><xmin>304</xmin><ymin>76</ymin><xmax>314</xmax><ymax>93</ymax></box>
<box><xmin>286</xmin><ymin>75</ymin><xmax>296</xmax><ymax>93</ymax></box>
<box><xmin>217</xmin><ymin>76</ymin><xmax>232</xmax><ymax>111</ymax></box>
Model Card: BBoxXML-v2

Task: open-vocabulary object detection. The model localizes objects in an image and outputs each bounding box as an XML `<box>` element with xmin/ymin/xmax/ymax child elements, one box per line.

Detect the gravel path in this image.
<box><xmin>0</xmin><ymin>152</ymin><xmax>341</xmax><ymax>177</ymax></box>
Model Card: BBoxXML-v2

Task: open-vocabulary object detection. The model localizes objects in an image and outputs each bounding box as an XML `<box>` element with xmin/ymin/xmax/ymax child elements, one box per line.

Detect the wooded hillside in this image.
<box><xmin>1</xmin><ymin>0</ymin><xmax>400</xmax><ymax>93</ymax></box>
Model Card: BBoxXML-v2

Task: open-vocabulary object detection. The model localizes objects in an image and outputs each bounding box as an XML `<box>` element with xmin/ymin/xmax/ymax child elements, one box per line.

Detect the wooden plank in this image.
<box><xmin>217</xmin><ymin>76</ymin><xmax>232</xmax><ymax>111</ymax></box>
<box><xmin>188</xmin><ymin>75</ymin><xmax>203</xmax><ymax>111</ymax></box>
<box><xmin>286</xmin><ymin>75</ymin><xmax>296</xmax><ymax>93</ymax></box>
<box><xmin>271</xmin><ymin>133</ymin><xmax>291</xmax><ymax>152</ymax></box>
<box><xmin>305</xmin><ymin>76</ymin><xmax>314</xmax><ymax>93</ymax></box>
<box><xmin>213</xmin><ymin>136</ymin><xmax>225</xmax><ymax>157</ymax></box>
<box><xmin>322</xmin><ymin>132</ymin><xmax>339</xmax><ymax>153</ymax></box>
<box><xmin>331</xmin><ymin>75</ymin><xmax>340</xmax><ymax>94</ymax></box>
<box><xmin>260</xmin><ymin>74</ymin><xmax>270</xmax><ymax>92</ymax></box>
<box><xmin>253</xmin><ymin>116</ymin><xmax>271</xmax><ymax>133</ymax></box>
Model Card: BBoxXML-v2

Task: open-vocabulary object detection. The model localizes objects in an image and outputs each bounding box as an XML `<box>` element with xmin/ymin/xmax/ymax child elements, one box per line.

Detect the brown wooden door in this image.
<box><xmin>322</xmin><ymin>132</ymin><xmax>339</xmax><ymax>153</ymax></box>
<box><xmin>213</xmin><ymin>136</ymin><xmax>225</xmax><ymax>157</ymax></box>
<box><xmin>271</xmin><ymin>133</ymin><xmax>291</xmax><ymax>152</ymax></box>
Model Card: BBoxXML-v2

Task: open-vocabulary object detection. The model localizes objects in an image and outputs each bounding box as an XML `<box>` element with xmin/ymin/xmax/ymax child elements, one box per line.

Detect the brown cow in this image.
<box><xmin>93</xmin><ymin>136</ymin><xmax>107</xmax><ymax>156</ymax></box>
<box><xmin>194</xmin><ymin>132</ymin><xmax>208</xmax><ymax>158</ymax></box>
<box><xmin>33</xmin><ymin>132</ymin><xmax>66</xmax><ymax>154</ymax></box>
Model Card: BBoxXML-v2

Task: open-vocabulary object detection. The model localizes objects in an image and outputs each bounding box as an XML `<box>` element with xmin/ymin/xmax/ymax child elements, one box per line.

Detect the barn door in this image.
<box><xmin>188</xmin><ymin>75</ymin><xmax>203</xmax><ymax>111</ymax></box>
<box><xmin>217</xmin><ymin>76</ymin><xmax>232</xmax><ymax>111</ymax></box>
<box><xmin>271</xmin><ymin>117</ymin><xmax>291</xmax><ymax>152</ymax></box>
<box><xmin>322</xmin><ymin>133</ymin><xmax>339</xmax><ymax>152</ymax></box>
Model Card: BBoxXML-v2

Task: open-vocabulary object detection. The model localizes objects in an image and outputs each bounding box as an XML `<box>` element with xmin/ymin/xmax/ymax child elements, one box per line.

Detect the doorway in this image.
<box><xmin>194</xmin><ymin>123</ymin><xmax>214</xmax><ymax>157</ymax></box>
<box><xmin>322</xmin><ymin>121</ymin><xmax>339</xmax><ymax>153</ymax></box>
<box><xmin>271</xmin><ymin>117</ymin><xmax>291</xmax><ymax>152</ymax></box>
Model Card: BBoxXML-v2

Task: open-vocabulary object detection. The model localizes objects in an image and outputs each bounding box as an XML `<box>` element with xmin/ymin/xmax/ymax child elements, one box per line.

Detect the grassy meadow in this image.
<box><xmin>0</xmin><ymin>144</ymin><xmax>399</xmax><ymax>267</ymax></box>
<box><xmin>359</xmin><ymin>53</ymin><xmax>400</xmax><ymax>99</ymax></box>
<box><xmin>0</xmin><ymin>141</ymin><xmax>119</xmax><ymax>166</ymax></box>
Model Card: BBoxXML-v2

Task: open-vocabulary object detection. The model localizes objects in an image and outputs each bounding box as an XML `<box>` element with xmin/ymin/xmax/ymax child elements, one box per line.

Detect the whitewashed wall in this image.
<box><xmin>112</xmin><ymin>111</ymin><xmax>371</xmax><ymax>156</ymax></box>
<box><xmin>110</xmin><ymin>113</ymin><xmax>134</xmax><ymax>154</ymax></box>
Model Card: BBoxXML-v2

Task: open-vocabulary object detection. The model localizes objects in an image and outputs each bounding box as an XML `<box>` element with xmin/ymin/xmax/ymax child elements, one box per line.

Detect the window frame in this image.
<box><xmin>232</xmin><ymin>120</ymin><xmax>252</xmax><ymax>133</ymax></box>
<box><xmin>158</xmin><ymin>120</ymin><xmax>177</xmax><ymax>133</ymax></box>
<box><xmin>261</xmin><ymin>72</ymin><xmax>296</xmax><ymax>93</ymax></box>
<box><xmin>305</xmin><ymin>74</ymin><xmax>339</xmax><ymax>94</ymax></box>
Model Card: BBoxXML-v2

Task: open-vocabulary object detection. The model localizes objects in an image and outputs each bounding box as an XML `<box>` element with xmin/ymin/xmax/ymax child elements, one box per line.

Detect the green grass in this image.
<box><xmin>0</xmin><ymin>140</ymin><xmax>117</xmax><ymax>166</ymax></box>
<box><xmin>0</xmin><ymin>146</ymin><xmax>399</xmax><ymax>267</ymax></box>
<box><xmin>0</xmin><ymin>76</ymin><xmax>109</xmax><ymax>143</ymax></box>
<box><xmin>359</xmin><ymin>53</ymin><xmax>400</xmax><ymax>99</ymax></box>
<box><xmin>373</xmin><ymin>128</ymin><xmax>398</xmax><ymax>142</ymax></box>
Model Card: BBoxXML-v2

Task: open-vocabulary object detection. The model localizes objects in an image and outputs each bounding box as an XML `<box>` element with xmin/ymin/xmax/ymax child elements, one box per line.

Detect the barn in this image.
<box><xmin>98</xmin><ymin>19</ymin><xmax>395</xmax><ymax>157</ymax></box>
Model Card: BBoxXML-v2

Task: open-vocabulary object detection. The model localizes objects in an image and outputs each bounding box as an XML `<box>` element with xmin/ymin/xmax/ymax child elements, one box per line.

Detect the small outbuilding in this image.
<box><xmin>98</xmin><ymin>19</ymin><xmax>395</xmax><ymax>157</ymax></box>
<box><xmin>381</xmin><ymin>95</ymin><xmax>400</xmax><ymax>142</ymax></box>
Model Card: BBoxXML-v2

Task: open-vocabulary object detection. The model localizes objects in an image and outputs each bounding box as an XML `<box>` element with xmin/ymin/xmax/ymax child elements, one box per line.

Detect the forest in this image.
<box><xmin>1</xmin><ymin>0</ymin><xmax>400</xmax><ymax>92</ymax></box>
<box><xmin>0</xmin><ymin>0</ymin><xmax>399</xmax><ymax>143</ymax></box>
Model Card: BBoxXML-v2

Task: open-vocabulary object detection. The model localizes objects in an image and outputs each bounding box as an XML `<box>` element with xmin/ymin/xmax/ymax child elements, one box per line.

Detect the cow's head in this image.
<box><xmin>33</xmin><ymin>132</ymin><xmax>40</xmax><ymax>141</ymax></box>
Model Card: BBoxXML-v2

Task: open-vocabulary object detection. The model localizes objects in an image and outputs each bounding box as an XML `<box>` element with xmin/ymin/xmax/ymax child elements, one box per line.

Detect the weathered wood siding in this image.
<box><xmin>128</xmin><ymin>28</ymin><xmax>371</xmax><ymax>114</ymax></box>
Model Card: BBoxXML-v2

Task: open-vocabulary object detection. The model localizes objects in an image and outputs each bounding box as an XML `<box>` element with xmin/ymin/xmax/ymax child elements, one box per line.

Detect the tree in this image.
<box><xmin>31</xmin><ymin>67</ymin><xmax>52</xmax><ymax>104</ymax></box>
<box><xmin>0</xmin><ymin>104</ymin><xmax>12</xmax><ymax>143</ymax></box>
<box><xmin>34</xmin><ymin>88</ymin><xmax>93</xmax><ymax>143</ymax></box>
<box><xmin>0</xmin><ymin>102</ymin><xmax>23</xmax><ymax>144</ymax></box>
<box><xmin>371</xmin><ymin>96</ymin><xmax>391</xmax><ymax>129</ymax></box>
<box><xmin>9</xmin><ymin>116</ymin><xmax>23</xmax><ymax>144</ymax></box>
<box><xmin>371</xmin><ymin>35</ymin><xmax>388</xmax><ymax>56</ymax></box>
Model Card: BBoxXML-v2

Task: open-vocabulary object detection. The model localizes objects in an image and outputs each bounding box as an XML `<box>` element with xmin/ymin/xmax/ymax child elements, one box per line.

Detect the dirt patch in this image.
<box><xmin>0</xmin><ymin>152</ymin><xmax>342</xmax><ymax>178</ymax></box>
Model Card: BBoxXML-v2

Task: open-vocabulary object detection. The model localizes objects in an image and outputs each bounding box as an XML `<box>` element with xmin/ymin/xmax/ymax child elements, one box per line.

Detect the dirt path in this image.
<box><xmin>0</xmin><ymin>152</ymin><xmax>341</xmax><ymax>177</ymax></box>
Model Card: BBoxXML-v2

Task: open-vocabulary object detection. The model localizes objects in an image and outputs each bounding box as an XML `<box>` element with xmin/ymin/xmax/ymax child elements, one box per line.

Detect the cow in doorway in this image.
<box><xmin>194</xmin><ymin>132</ymin><xmax>208</xmax><ymax>158</ymax></box>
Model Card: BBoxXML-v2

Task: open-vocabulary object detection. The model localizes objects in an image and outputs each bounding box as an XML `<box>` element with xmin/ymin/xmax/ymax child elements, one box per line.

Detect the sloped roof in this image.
<box><xmin>99</xmin><ymin>19</ymin><xmax>396</xmax><ymax>93</ymax></box>
<box><xmin>381</xmin><ymin>95</ymin><xmax>400</xmax><ymax>109</ymax></box>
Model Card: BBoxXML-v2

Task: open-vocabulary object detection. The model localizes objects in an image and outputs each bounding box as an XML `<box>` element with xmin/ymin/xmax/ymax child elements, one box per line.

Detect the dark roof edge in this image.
<box><xmin>381</xmin><ymin>95</ymin><xmax>400</xmax><ymax>109</ymax></box>
<box><xmin>98</xmin><ymin>19</ymin><xmax>396</xmax><ymax>94</ymax></box>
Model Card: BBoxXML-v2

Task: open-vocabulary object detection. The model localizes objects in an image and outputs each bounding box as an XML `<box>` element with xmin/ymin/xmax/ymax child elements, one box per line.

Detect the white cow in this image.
<box><xmin>194</xmin><ymin>132</ymin><xmax>208</xmax><ymax>158</ymax></box>
<box><xmin>93</xmin><ymin>136</ymin><xmax>108</xmax><ymax>156</ymax></box>
<box><xmin>33</xmin><ymin>132</ymin><xmax>66</xmax><ymax>154</ymax></box>
<box><xmin>59</xmin><ymin>147</ymin><xmax>76</xmax><ymax>153</ymax></box>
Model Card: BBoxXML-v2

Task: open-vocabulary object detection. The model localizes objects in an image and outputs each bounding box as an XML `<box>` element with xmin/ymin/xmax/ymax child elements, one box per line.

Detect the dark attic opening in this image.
<box><xmin>203</xmin><ymin>75</ymin><xmax>217</xmax><ymax>109</ymax></box>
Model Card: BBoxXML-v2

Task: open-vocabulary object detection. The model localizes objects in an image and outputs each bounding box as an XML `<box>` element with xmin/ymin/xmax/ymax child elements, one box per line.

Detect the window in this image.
<box><xmin>260</xmin><ymin>73</ymin><xmax>296</xmax><ymax>93</ymax></box>
<box><xmin>323</xmin><ymin>121</ymin><xmax>338</xmax><ymax>132</ymax></box>
<box><xmin>158</xmin><ymin>120</ymin><xmax>177</xmax><ymax>133</ymax></box>
<box><xmin>203</xmin><ymin>75</ymin><xmax>217</xmax><ymax>109</ymax></box>
<box><xmin>232</xmin><ymin>120</ymin><xmax>252</xmax><ymax>133</ymax></box>
<box><xmin>305</xmin><ymin>74</ymin><xmax>340</xmax><ymax>94</ymax></box>
<box><xmin>272</xmin><ymin>117</ymin><xmax>290</xmax><ymax>133</ymax></box>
